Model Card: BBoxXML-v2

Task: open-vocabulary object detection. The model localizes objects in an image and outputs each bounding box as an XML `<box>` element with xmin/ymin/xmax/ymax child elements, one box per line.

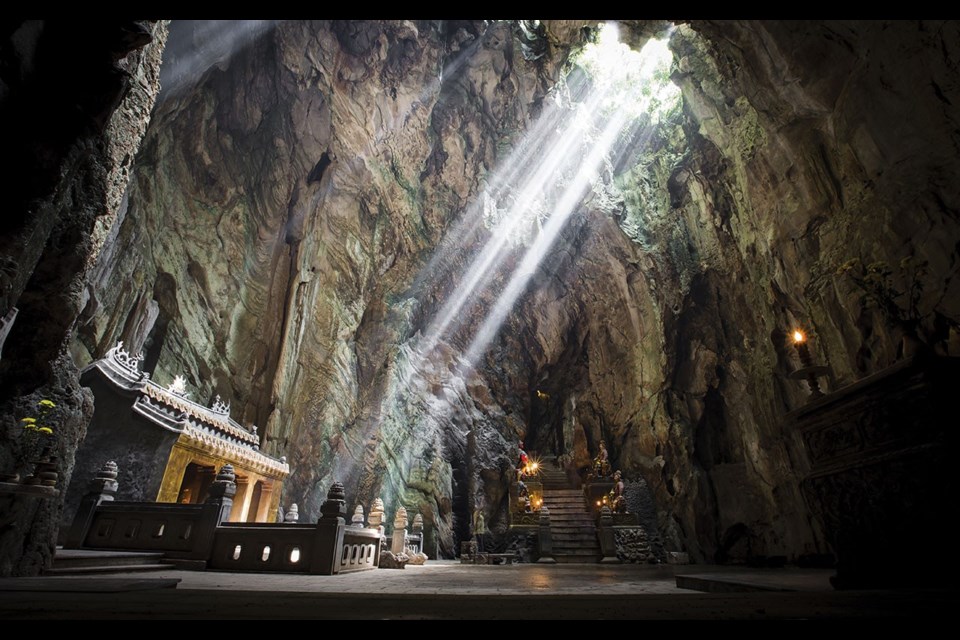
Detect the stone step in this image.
<box><xmin>47</xmin><ymin>549</ymin><xmax>173</xmax><ymax>576</ymax></box>
<box><xmin>542</xmin><ymin>498</ymin><xmax>587</xmax><ymax>505</ymax></box>
<box><xmin>43</xmin><ymin>563</ymin><xmax>171</xmax><ymax>576</ymax></box>
<box><xmin>554</xmin><ymin>535</ymin><xmax>599</xmax><ymax>543</ymax></box>
<box><xmin>540</xmin><ymin>477</ymin><xmax>600</xmax><ymax>561</ymax></box>
<box><xmin>554</xmin><ymin>549</ymin><xmax>600</xmax><ymax>557</ymax></box>
<box><xmin>554</xmin><ymin>549</ymin><xmax>600</xmax><ymax>556</ymax></box>
<box><xmin>550</xmin><ymin>527</ymin><xmax>597</xmax><ymax>540</ymax></box>
<box><xmin>542</xmin><ymin>496</ymin><xmax>588</xmax><ymax>503</ymax></box>
<box><xmin>545</xmin><ymin>514</ymin><xmax>592</xmax><ymax>520</ymax></box>
<box><xmin>552</xmin><ymin>538</ymin><xmax>599</xmax><ymax>547</ymax></box>
<box><xmin>547</xmin><ymin>516</ymin><xmax>596</xmax><ymax>524</ymax></box>
<box><xmin>50</xmin><ymin>550</ymin><xmax>167</xmax><ymax>569</ymax></box>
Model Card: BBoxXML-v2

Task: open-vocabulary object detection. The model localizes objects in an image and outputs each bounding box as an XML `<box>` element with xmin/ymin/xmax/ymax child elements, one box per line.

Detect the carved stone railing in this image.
<box><xmin>339</xmin><ymin>528</ymin><xmax>381</xmax><ymax>572</ymax></box>
<box><xmin>210</xmin><ymin>482</ymin><xmax>379</xmax><ymax>575</ymax></box>
<box><xmin>207</xmin><ymin>523</ymin><xmax>379</xmax><ymax>574</ymax></box>
<box><xmin>65</xmin><ymin>461</ymin><xmax>235</xmax><ymax>560</ymax></box>
<box><xmin>66</xmin><ymin>465</ymin><xmax>381</xmax><ymax>575</ymax></box>
<box><xmin>75</xmin><ymin>501</ymin><xmax>221</xmax><ymax>560</ymax></box>
<box><xmin>786</xmin><ymin>353</ymin><xmax>958</xmax><ymax>589</ymax></box>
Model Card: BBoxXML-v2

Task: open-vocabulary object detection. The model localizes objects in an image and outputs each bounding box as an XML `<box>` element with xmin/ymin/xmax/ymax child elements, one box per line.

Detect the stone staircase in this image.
<box><xmin>537</xmin><ymin>459</ymin><xmax>600</xmax><ymax>563</ymax></box>
<box><xmin>45</xmin><ymin>549</ymin><xmax>171</xmax><ymax>575</ymax></box>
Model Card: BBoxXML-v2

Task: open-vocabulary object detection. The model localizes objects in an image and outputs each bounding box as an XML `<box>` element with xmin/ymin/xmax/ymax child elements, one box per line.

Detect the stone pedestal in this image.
<box><xmin>460</xmin><ymin>540</ymin><xmax>478</xmax><ymax>563</ymax></box>
<box><xmin>597</xmin><ymin>506</ymin><xmax>619</xmax><ymax>563</ymax></box>
<box><xmin>537</xmin><ymin>507</ymin><xmax>556</xmax><ymax>563</ymax></box>
<box><xmin>64</xmin><ymin>461</ymin><xmax>118</xmax><ymax>549</ymax></box>
<box><xmin>0</xmin><ymin>481</ymin><xmax>60</xmax><ymax>576</ymax></box>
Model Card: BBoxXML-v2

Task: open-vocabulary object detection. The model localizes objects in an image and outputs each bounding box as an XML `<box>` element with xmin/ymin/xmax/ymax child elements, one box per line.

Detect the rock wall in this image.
<box><xmin>0</xmin><ymin>20</ymin><xmax>167</xmax><ymax>576</ymax></box>
<box><xmin>73</xmin><ymin>19</ymin><xmax>960</xmax><ymax>562</ymax></box>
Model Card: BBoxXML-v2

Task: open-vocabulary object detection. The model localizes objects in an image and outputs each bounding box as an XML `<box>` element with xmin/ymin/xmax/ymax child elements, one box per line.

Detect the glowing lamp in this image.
<box><xmin>791</xmin><ymin>328</ymin><xmax>813</xmax><ymax>367</ymax></box>
<box><xmin>788</xmin><ymin>326</ymin><xmax>826</xmax><ymax>399</ymax></box>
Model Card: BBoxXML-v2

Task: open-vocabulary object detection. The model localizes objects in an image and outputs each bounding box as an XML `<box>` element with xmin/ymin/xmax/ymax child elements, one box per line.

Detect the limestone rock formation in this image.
<box><xmin>0</xmin><ymin>20</ymin><xmax>167</xmax><ymax>576</ymax></box>
<box><xmin>63</xmin><ymin>19</ymin><xmax>960</xmax><ymax>564</ymax></box>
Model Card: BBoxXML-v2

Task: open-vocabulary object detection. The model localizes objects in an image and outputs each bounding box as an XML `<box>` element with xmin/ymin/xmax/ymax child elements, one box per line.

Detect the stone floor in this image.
<box><xmin>0</xmin><ymin>561</ymin><xmax>955</xmax><ymax>619</ymax></box>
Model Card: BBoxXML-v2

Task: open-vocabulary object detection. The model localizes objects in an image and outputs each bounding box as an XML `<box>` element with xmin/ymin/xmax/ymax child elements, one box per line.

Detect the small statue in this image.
<box><xmin>609</xmin><ymin>470</ymin><xmax>627</xmax><ymax>514</ymax></box>
<box><xmin>516</xmin><ymin>440</ymin><xmax>529</xmax><ymax>478</ymax></box>
<box><xmin>593</xmin><ymin>441</ymin><xmax>611</xmax><ymax>477</ymax></box>
<box><xmin>473</xmin><ymin>510</ymin><xmax>487</xmax><ymax>552</ymax></box>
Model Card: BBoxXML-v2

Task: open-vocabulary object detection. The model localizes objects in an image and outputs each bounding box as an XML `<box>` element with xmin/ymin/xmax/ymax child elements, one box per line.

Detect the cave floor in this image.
<box><xmin>0</xmin><ymin>561</ymin><xmax>954</xmax><ymax>620</ymax></box>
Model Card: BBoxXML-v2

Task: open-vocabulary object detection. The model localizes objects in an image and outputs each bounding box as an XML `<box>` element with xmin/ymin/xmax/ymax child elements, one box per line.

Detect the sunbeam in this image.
<box><xmin>413</xmin><ymin>23</ymin><xmax>679</xmax><ymax>368</ymax></box>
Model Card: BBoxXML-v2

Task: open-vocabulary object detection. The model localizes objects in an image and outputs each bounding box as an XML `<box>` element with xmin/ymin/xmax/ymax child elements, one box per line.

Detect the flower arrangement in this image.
<box><xmin>20</xmin><ymin>398</ymin><xmax>57</xmax><ymax>461</ymax></box>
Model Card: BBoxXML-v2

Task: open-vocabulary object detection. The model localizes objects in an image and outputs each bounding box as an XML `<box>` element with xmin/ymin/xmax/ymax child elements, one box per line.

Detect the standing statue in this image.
<box><xmin>516</xmin><ymin>440</ymin><xmax>530</xmax><ymax>480</ymax></box>
<box><xmin>473</xmin><ymin>509</ymin><xmax>488</xmax><ymax>552</ymax></box>
<box><xmin>593</xmin><ymin>441</ymin><xmax>611</xmax><ymax>477</ymax></box>
<box><xmin>609</xmin><ymin>470</ymin><xmax>627</xmax><ymax>514</ymax></box>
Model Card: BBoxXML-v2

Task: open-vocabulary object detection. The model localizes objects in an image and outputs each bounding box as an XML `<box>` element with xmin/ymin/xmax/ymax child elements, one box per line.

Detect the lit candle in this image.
<box><xmin>792</xmin><ymin>329</ymin><xmax>813</xmax><ymax>367</ymax></box>
<box><xmin>791</xmin><ymin>327</ymin><xmax>824</xmax><ymax>398</ymax></box>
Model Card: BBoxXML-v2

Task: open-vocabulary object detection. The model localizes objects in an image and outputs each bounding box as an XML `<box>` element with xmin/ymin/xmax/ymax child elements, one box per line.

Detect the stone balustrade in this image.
<box><xmin>64</xmin><ymin>463</ymin><xmax>407</xmax><ymax>574</ymax></box>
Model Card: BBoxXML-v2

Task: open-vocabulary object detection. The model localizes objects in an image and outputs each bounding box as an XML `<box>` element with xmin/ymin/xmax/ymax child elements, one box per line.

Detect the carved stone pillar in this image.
<box><xmin>64</xmin><ymin>460</ymin><xmax>119</xmax><ymax>548</ymax></box>
<box><xmin>537</xmin><ymin>506</ymin><xmax>556</xmax><ymax>563</ymax></box>
<box><xmin>311</xmin><ymin>482</ymin><xmax>346</xmax><ymax>575</ymax></box>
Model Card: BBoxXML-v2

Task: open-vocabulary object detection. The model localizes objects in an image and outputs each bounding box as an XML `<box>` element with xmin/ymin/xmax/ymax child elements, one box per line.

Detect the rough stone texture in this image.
<box><xmin>74</xmin><ymin>20</ymin><xmax>591</xmax><ymax>557</ymax></box>
<box><xmin>614</xmin><ymin>526</ymin><xmax>655</xmax><ymax>564</ymax></box>
<box><xmin>69</xmin><ymin>19</ymin><xmax>960</xmax><ymax>565</ymax></box>
<box><xmin>0</xmin><ymin>20</ymin><xmax>167</xmax><ymax>576</ymax></box>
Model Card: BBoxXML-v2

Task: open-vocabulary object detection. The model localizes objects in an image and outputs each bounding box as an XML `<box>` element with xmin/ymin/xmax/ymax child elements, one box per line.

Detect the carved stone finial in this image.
<box><xmin>320</xmin><ymin>481</ymin><xmax>346</xmax><ymax>520</ymax></box>
<box><xmin>327</xmin><ymin>482</ymin><xmax>346</xmax><ymax>502</ymax></box>
<box><xmin>215</xmin><ymin>464</ymin><xmax>236</xmax><ymax>484</ymax></box>
<box><xmin>211</xmin><ymin>394</ymin><xmax>231</xmax><ymax>416</ymax></box>
<box><xmin>88</xmin><ymin>460</ymin><xmax>119</xmax><ymax>497</ymax></box>
<box><xmin>368</xmin><ymin>497</ymin><xmax>385</xmax><ymax>528</ymax></box>
<box><xmin>284</xmin><ymin>503</ymin><xmax>300</xmax><ymax>523</ymax></box>
<box><xmin>412</xmin><ymin>512</ymin><xmax>424</xmax><ymax>533</ymax></box>
<box><xmin>206</xmin><ymin>464</ymin><xmax>237</xmax><ymax>501</ymax></box>
<box><xmin>352</xmin><ymin>504</ymin><xmax>365</xmax><ymax>527</ymax></box>
<box><xmin>393</xmin><ymin>505</ymin><xmax>408</xmax><ymax>530</ymax></box>
<box><xmin>168</xmin><ymin>374</ymin><xmax>189</xmax><ymax>397</ymax></box>
<box><xmin>109</xmin><ymin>341</ymin><xmax>144</xmax><ymax>374</ymax></box>
<box><xmin>96</xmin><ymin>460</ymin><xmax>119</xmax><ymax>481</ymax></box>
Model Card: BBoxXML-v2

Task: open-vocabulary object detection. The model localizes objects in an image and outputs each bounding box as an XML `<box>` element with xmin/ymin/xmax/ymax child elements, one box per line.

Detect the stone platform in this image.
<box><xmin>0</xmin><ymin>561</ymin><xmax>955</xmax><ymax>619</ymax></box>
